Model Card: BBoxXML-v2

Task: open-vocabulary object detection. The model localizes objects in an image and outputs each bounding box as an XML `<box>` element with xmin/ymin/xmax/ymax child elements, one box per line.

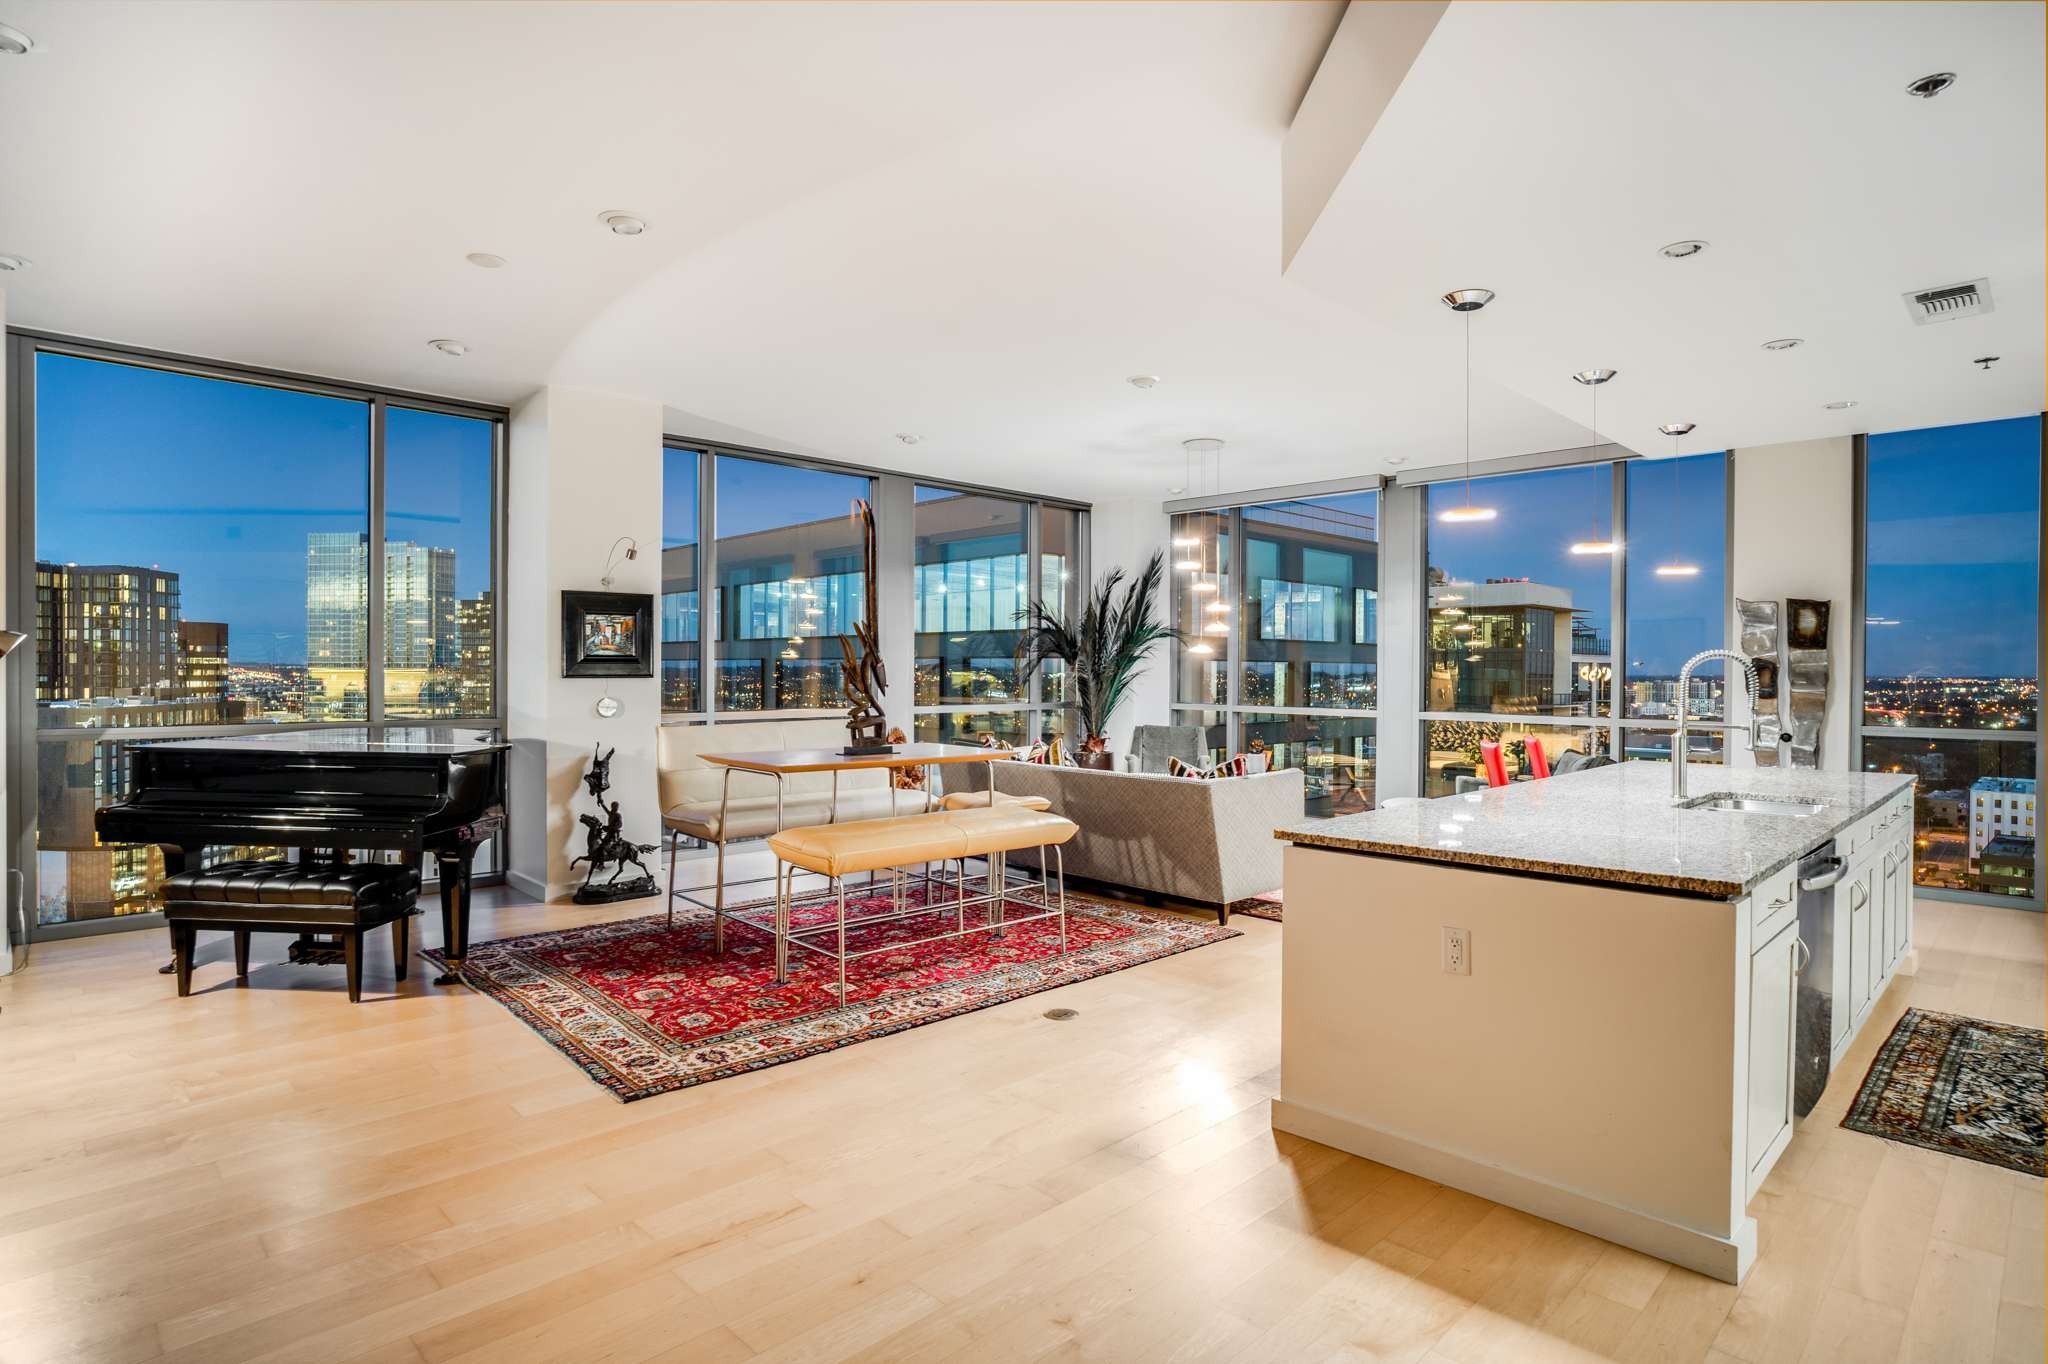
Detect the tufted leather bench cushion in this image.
<box><xmin>162</xmin><ymin>860</ymin><xmax>420</xmax><ymax>926</ymax></box>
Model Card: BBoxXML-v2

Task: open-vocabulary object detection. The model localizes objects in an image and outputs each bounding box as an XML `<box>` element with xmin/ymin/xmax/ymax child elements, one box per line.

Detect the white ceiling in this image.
<box><xmin>1288</xmin><ymin>1</ymin><xmax>2047</xmax><ymax>464</ymax></box>
<box><xmin>0</xmin><ymin>1</ymin><xmax>2039</xmax><ymax>502</ymax></box>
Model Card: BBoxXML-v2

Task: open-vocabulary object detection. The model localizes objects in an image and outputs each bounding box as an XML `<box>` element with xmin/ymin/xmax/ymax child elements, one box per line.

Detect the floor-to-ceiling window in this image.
<box><xmin>1619</xmin><ymin>452</ymin><xmax>1731</xmax><ymax>764</ymax></box>
<box><xmin>661</xmin><ymin>446</ymin><xmax>703</xmax><ymax>713</ymax></box>
<box><xmin>658</xmin><ymin>450</ymin><xmax>1084</xmax><ymax>734</ymax></box>
<box><xmin>912</xmin><ymin>487</ymin><xmax>1028</xmax><ymax>746</ymax></box>
<box><xmin>1415</xmin><ymin>453</ymin><xmax>1732</xmax><ymax>794</ymax></box>
<box><xmin>712</xmin><ymin>455</ymin><xmax>871</xmax><ymax>713</ymax></box>
<box><xmin>1859</xmin><ymin>416</ymin><xmax>2043</xmax><ymax>907</ymax></box>
<box><xmin>1171</xmin><ymin>490</ymin><xmax>1379</xmax><ymax>814</ymax></box>
<box><xmin>1421</xmin><ymin>465</ymin><xmax>1613</xmax><ymax>795</ymax></box>
<box><xmin>908</xmin><ymin>487</ymin><xmax>1080</xmax><ymax>748</ymax></box>
<box><xmin>9</xmin><ymin>338</ymin><xmax>505</xmax><ymax>934</ymax></box>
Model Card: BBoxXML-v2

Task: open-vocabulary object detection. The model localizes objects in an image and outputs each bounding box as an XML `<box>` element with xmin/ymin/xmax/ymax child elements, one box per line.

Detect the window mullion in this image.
<box><xmin>366</xmin><ymin>395</ymin><xmax>387</xmax><ymax>724</ymax></box>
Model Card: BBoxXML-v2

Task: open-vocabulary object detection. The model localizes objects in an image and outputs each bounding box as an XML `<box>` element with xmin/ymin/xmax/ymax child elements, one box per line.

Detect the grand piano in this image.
<box><xmin>95</xmin><ymin>728</ymin><xmax>509</xmax><ymax>986</ymax></box>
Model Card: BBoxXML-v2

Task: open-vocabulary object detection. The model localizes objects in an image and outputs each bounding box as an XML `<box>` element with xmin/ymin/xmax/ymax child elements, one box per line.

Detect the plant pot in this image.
<box><xmin>1075</xmin><ymin>750</ymin><xmax>1116</xmax><ymax>771</ymax></box>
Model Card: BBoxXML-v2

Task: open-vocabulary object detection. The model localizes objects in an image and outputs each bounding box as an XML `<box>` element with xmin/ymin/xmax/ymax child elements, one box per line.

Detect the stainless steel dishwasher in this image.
<box><xmin>1793</xmin><ymin>842</ymin><xmax>1847</xmax><ymax>1116</ymax></box>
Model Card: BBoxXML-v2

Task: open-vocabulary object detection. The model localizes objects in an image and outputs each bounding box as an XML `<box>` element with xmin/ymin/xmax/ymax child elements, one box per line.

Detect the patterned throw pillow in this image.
<box><xmin>1167</xmin><ymin>754</ymin><xmax>1247</xmax><ymax>780</ymax></box>
<box><xmin>1019</xmin><ymin>742</ymin><xmax>1055</xmax><ymax>765</ymax></box>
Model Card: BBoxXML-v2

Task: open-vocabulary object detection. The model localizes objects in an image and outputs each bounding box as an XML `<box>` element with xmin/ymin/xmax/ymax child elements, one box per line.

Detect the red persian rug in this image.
<box><xmin>428</xmin><ymin>878</ymin><xmax>1239</xmax><ymax>1102</ymax></box>
<box><xmin>1229</xmin><ymin>889</ymin><xmax>1284</xmax><ymax>923</ymax></box>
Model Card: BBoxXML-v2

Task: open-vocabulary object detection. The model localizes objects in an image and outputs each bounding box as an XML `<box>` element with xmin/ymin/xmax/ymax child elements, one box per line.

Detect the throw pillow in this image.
<box><xmin>1167</xmin><ymin>754</ymin><xmax>1246</xmax><ymax>780</ymax></box>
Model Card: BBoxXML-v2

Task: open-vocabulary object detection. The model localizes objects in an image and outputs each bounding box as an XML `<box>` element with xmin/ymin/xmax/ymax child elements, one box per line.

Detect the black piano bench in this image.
<box><xmin>160</xmin><ymin>861</ymin><xmax>423</xmax><ymax>1003</ymax></box>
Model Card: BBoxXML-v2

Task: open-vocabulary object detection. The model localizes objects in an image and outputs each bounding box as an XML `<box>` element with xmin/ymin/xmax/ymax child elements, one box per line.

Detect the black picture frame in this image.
<box><xmin>561</xmin><ymin>590</ymin><xmax>654</xmax><ymax>678</ymax></box>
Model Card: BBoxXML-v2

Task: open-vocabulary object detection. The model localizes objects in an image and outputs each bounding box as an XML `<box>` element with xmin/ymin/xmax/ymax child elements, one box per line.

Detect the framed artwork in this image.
<box><xmin>561</xmin><ymin>590</ymin><xmax>653</xmax><ymax>678</ymax></box>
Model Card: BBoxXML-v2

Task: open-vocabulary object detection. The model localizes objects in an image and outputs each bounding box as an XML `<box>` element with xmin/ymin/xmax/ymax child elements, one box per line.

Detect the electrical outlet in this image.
<box><xmin>1442</xmin><ymin>925</ymin><xmax>1470</xmax><ymax>975</ymax></box>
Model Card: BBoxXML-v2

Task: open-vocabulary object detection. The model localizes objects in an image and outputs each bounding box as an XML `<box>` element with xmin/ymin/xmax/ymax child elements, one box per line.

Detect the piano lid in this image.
<box><xmin>121</xmin><ymin>726</ymin><xmax>511</xmax><ymax>755</ymax></box>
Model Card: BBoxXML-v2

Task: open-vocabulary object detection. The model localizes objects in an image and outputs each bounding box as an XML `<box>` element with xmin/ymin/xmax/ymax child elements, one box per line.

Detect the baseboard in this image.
<box><xmin>1270</xmin><ymin>1097</ymin><xmax>1755</xmax><ymax>1284</ymax></box>
<box><xmin>505</xmin><ymin>869</ymin><xmax>553</xmax><ymax>903</ymax></box>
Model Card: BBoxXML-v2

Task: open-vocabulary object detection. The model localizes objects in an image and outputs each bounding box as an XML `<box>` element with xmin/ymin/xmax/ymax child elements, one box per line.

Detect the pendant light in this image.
<box><xmin>1568</xmin><ymin>369</ymin><xmax>1619</xmax><ymax>555</ymax></box>
<box><xmin>1653</xmin><ymin>423</ymin><xmax>1701</xmax><ymax>577</ymax></box>
<box><xmin>1437</xmin><ymin>288</ymin><xmax>1498</xmax><ymax>524</ymax></box>
<box><xmin>1184</xmin><ymin>437</ymin><xmax>1226</xmax><ymax>654</ymax></box>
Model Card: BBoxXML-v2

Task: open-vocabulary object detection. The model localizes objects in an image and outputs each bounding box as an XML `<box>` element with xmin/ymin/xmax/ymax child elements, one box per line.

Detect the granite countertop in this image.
<box><xmin>1276</xmin><ymin>763</ymin><xmax>1916</xmax><ymax>898</ymax></box>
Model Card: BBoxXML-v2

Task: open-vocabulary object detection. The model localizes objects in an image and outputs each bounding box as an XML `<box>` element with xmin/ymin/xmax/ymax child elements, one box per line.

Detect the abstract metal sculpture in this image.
<box><xmin>571</xmin><ymin>744</ymin><xmax>659</xmax><ymax>903</ymax></box>
<box><xmin>840</xmin><ymin>498</ymin><xmax>892</xmax><ymax>754</ymax></box>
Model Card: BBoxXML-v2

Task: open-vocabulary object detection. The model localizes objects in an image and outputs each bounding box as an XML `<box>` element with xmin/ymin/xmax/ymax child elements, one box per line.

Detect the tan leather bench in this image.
<box><xmin>759</xmin><ymin>807</ymin><xmax>1079</xmax><ymax>989</ymax></box>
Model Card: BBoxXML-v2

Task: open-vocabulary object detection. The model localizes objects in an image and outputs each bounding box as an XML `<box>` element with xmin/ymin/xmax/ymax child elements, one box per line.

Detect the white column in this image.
<box><xmin>1728</xmin><ymin>436</ymin><xmax>1855</xmax><ymax>772</ymax></box>
<box><xmin>874</xmin><ymin>474</ymin><xmax>917</xmax><ymax>741</ymax></box>
<box><xmin>505</xmin><ymin>386</ymin><xmax>665</xmax><ymax>902</ymax></box>
<box><xmin>1086</xmin><ymin>496</ymin><xmax>1173</xmax><ymax>758</ymax></box>
<box><xmin>1374</xmin><ymin>481</ymin><xmax>1423</xmax><ymax>801</ymax></box>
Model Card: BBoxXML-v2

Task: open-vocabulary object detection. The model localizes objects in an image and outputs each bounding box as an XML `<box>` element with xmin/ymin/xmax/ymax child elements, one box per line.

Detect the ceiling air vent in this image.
<box><xmin>1902</xmin><ymin>278</ymin><xmax>1993</xmax><ymax>325</ymax></box>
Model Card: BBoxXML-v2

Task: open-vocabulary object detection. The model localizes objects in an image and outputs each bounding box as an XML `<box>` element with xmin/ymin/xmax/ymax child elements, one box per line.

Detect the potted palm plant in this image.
<box><xmin>1015</xmin><ymin>551</ymin><xmax>1179</xmax><ymax>770</ymax></box>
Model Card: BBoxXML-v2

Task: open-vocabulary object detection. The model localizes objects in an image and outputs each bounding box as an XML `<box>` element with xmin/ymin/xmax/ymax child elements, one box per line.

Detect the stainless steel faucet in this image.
<box><xmin>1672</xmin><ymin>648</ymin><xmax>1761</xmax><ymax>803</ymax></box>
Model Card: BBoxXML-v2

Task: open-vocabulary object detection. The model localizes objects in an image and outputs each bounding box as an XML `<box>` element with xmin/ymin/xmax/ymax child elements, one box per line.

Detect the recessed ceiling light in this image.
<box><xmin>465</xmin><ymin>252</ymin><xmax>506</xmax><ymax>269</ymax></box>
<box><xmin>1127</xmin><ymin>375</ymin><xmax>1160</xmax><ymax>389</ymax></box>
<box><xmin>0</xmin><ymin>254</ymin><xmax>29</xmax><ymax>272</ymax></box>
<box><xmin>1659</xmin><ymin>240</ymin><xmax>1708</xmax><ymax>259</ymax></box>
<box><xmin>428</xmin><ymin>339</ymin><xmax>468</xmax><ymax>357</ymax></box>
<box><xmin>0</xmin><ymin>22</ymin><xmax>35</xmax><ymax>55</ymax></box>
<box><xmin>1167</xmin><ymin>486</ymin><xmax>1185</xmax><ymax>495</ymax></box>
<box><xmin>1385</xmin><ymin>456</ymin><xmax>1409</xmax><ymax>466</ymax></box>
<box><xmin>597</xmin><ymin>210</ymin><xmax>646</xmax><ymax>236</ymax></box>
<box><xmin>1823</xmin><ymin>400</ymin><xmax>1858</xmax><ymax>410</ymax></box>
<box><xmin>895</xmin><ymin>433</ymin><xmax>920</xmax><ymax>445</ymax></box>
<box><xmin>1906</xmin><ymin>72</ymin><xmax>1956</xmax><ymax>99</ymax></box>
<box><xmin>1761</xmin><ymin>337</ymin><xmax>1804</xmax><ymax>351</ymax></box>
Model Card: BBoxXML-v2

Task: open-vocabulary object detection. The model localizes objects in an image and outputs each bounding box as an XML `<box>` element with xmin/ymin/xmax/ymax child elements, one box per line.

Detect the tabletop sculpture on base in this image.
<box><xmin>840</xmin><ymin>497</ymin><xmax>894</xmax><ymax>755</ymax></box>
<box><xmin>571</xmin><ymin>744</ymin><xmax>659</xmax><ymax>904</ymax></box>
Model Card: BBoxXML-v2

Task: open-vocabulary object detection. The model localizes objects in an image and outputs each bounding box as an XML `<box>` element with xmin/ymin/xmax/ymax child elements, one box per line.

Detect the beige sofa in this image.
<box><xmin>658</xmin><ymin>719</ymin><xmax>939</xmax><ymax>917</ymax></box>
<box><xmin>957</xmin><ymin>761</ymin><xmax>1303</xmax><ymax>920</ymax></box>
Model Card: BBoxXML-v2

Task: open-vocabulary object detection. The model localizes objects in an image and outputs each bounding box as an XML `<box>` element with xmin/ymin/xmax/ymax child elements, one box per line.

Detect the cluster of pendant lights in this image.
<box><xmin>1174</xmin><ymin>437</ymin><xmax>1231</xmax><ymax>656</ymax></box>
<box><xmin>1434</xmin><ymin>288</ymin><xmax>1700</xmax><ymax>579</ymax></box>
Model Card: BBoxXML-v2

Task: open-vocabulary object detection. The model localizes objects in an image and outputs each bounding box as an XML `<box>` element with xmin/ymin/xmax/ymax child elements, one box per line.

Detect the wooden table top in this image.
<box><xmin>699</xmin><ymin>743</ymin><xmax>1018</xmax><ymax>774</ymax></box>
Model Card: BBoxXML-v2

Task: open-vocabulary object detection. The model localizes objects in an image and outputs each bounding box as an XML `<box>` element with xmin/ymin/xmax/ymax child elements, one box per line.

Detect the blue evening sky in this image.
<box><xmin>37</xmin><ymin>354</ymin><xmax>493</xmax><ymax>666</ymax></box>
<box><xmin>1865</xmin><ymin>415</ymin><xmax>2040</xmax><ymax>679</ymax></box>
<box><xmin>1426</xmin><ymin>456</ymin><xmax>1730</xmax><ymax>678</ymax></box>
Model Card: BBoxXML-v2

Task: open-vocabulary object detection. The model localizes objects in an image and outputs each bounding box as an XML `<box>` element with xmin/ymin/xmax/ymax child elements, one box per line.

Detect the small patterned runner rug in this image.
<box><xmin>1228</xmin><ymin>889</ymin><xmax>1284</xmax><ymax>923</ymax></box>
<box><xmin>1842</xmin><ymin>1007</ymin><xmax>2046</xmax><ymax>1177</ymax></box>
<box><xmin>428</xmin><ymin>878</ymin><xmax>1238</xmax><ymax>1102</ymax></box>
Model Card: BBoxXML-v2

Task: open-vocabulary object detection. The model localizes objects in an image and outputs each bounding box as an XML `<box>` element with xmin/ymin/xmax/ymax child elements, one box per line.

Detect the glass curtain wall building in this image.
<box><xmin>659</xmin><ymin>448</ymin><xmax>1084</xmax><ymax>740</ymax></box>
<box><xmin>1171</xmin><ymin>490</ymin><xmax>1380</xmax><ymax>815</ymax></box>
<box><xmin>1859</xmin><ymin>416</ymin><xmax>2043</xmax><ymax>907</ymax></box>
<box><xmin>9</xmin><ymin>338</ymin><xmax>505</xmax><ymax>933</ymax></box>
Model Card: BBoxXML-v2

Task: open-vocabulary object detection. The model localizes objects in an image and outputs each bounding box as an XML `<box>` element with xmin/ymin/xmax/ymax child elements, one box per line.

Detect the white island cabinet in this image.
<box><xmin>1272</xmin><ymin>764</ymin><xmax>1915</xmax><ymax>1285</ymax></box>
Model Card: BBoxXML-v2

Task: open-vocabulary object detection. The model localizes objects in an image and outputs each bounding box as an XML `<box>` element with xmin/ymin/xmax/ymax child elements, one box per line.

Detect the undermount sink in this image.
<box><xmin>1680</xmin><ymin>793</ymin><xmax>1828</xmax><ymax>818</ymax></box>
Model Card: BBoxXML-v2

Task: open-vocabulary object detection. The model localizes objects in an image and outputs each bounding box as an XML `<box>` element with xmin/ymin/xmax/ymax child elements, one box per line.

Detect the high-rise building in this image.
<box><xmin>455</xmin><ymin>589</ymin><xmax>494</xmax><ymax>713</ymax></box>
<box><xmin>33</xmin><ymin>562</ymin><xmax>183</xmax><ymax>705</ymax></box>
<box><xmin>306</xmin><ymin>532</ymin><xmax>458</xmax><ymax>669</ymax></box>
<box><xmin>306</xmin><ymin>532</ymin><xmax>370</xmax><ymax>669</ymax></box>
<box><xmin>306</xmin><ymin>533</ymin><xmax>461</xmax><ymax>713</ymax></box>
<box><xmin>176</xmin><ymin>620</ymin><xmax>230</xmax><ymax>702</ymax></box>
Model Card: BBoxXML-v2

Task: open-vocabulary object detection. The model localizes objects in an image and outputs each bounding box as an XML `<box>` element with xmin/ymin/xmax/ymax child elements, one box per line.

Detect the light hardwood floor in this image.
<box><xmin>1</xmin><ymin>849</ymin><xmax>2041</xmax><ymax>1364</ymax></box>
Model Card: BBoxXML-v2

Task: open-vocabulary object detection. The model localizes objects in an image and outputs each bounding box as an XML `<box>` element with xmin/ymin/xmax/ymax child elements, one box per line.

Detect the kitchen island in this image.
<box><xmin>1272</xmin><ymin>762</ymin><xmax>1917</xmax><ymax>1283</ymax></box>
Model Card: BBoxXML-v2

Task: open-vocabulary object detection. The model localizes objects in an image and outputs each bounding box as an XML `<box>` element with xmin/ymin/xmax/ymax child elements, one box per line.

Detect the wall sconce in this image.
<box><xmin>599</xmin><ymin>537</ymin><xmax>639</xmax><ymax>589</ymax></box>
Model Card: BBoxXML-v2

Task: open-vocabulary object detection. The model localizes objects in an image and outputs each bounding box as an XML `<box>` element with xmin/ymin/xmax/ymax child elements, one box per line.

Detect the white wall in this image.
<box><xmin>1086</xmin><ymin>496</ymin><xmax>1173</xmax><ymax>757</ymax></box>
<box><xmin>1728</xmin><ymin>436</ymin><xmax>1856</xmax><ymax>771</ymax></box>
<box><xmin>505</xmin><ymin>386</ymin><xmax>664</xmax><ymax>902</ymax></box>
